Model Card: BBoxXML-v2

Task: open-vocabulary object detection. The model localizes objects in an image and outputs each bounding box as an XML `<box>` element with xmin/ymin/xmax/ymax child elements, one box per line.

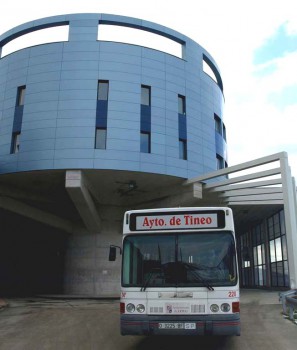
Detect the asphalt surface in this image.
<box><xmin>0</xmin><ymin>290</ymin><xmax>296</xmax><ymax>350</ymax></box>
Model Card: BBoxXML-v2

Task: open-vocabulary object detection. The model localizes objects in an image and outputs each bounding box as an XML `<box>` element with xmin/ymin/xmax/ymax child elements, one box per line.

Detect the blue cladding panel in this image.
<box><xmin>0</xmin><ymin>13</ymin><xmax>225</xmax><ymax>178</ymax></box>
<box><xmin>17</xmin><ymin>159</ymin><xmax>54</xmax><ymax>171</ymax></box>
<box><xmin>55</xmin><ymin>138</ymin><xmax>94</xmax><ymax>149</ymax></box>
<box><xmin>54</xmin><ymin>158</ymin><xmax>94</xmax><ymax>169</ymax></box>
<box><xmin>21</xmin><ymin>138</ymin><xmax>55</xmax><ymax>151</ymax></box>
<box><xmin>17</xmin><ymin>149</ymin><xmax>55</xmax><ymax>162</ymax></box>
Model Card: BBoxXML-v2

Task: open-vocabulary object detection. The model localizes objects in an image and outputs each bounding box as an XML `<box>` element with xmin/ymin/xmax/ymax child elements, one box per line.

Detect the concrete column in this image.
<box><xmin>0</xmin><ymin>196</ymin><xmax>74</xmax><ymax>234</ymax></box>
<box><xmin>280</xmin><ymin>154</ymin><xmax>297</xmax><ymax>289</ymax></box>
<box><xmin>66</xmin><ymin>170</ymin><xmax>101</xmax><ymax>233</ymax></box>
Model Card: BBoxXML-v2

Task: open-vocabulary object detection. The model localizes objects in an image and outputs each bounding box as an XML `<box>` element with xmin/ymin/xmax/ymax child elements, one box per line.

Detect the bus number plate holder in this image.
<box><xmin>158</xmin><ymin>323</ymin><xmax>196</xmax><ymax>330</ymax></box>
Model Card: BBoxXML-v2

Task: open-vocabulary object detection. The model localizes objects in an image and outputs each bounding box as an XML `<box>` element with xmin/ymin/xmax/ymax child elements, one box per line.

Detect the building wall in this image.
<box><xmin>0</xmin><ymin>14</ymin><xmax>226</xmax><ymax>178</ymax></box>
<box><xmin>64</xmin><ymin>206</ymin><xmax>123</xmax><ymax>296</ymax></box>
<box><xmin>0</xmin><ymin>14</ymin><xmax>226</xmax><ymax>295</ymax></box>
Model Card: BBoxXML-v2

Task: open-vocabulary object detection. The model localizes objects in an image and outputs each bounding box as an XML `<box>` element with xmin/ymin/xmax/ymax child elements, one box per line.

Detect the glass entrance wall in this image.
<box><xmin>268</xmin><ymin>210</ymin><xmax>289</xmax><ymax>287</ymax></box>
<box><xmin>238</xmin><ymin>209</ymin><xmax>289</xmax><ymax>288</ymax></box>
<box><xmin>240</xmin><ymin>231</ymin><xmax>252</xmax><ymax>287</ymax></box>
<box><xmin>252</xmin><ymin>223</ymin><xmax>266</xmax><ymax>287</ymax></box>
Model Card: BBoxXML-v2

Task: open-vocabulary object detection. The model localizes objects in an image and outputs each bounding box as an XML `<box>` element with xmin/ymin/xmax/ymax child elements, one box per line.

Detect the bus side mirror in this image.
<box><xmin>109</xmin><ymin>245</ymin><xmax>122</xmax><ymax>261</ymax></box>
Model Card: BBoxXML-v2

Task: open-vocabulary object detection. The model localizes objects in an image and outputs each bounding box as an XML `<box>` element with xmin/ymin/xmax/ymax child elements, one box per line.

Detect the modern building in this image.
<box><xmin>0</xmin><ymin>14</ymin><xmax>296</xmax><ymax>296</ymax></box>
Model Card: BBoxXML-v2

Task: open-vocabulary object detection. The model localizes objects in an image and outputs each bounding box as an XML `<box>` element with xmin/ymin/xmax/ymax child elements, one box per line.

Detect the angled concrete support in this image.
<box><xmin>183</xmin><ymin>151</ymin><xmax>297</xmax><ymax>289</ymax></box>
<box><xmin>65</xmin><ymin>170</ymin><xmax>101</xmax><ymax>233</ymax></box>
<box><xmin>147</xmin><ymin>182</ymin><xmax>203</xmax><ymax>208</ymax></box>
<box><xmin>0</xmin><ymin>196</ymin><xmax>74</xmax><ymax>234</ymax></box>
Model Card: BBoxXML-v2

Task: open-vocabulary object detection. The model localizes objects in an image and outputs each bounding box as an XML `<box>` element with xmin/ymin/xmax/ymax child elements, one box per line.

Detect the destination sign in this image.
<box><xmin>135</xmin><ymin>213</ymin><xmax>218</xmax><ymax>231</ymax></box>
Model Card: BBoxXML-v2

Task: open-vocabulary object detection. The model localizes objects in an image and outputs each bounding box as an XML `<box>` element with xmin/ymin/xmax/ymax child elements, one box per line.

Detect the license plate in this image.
<box><xmin>158</xmin><ymin>323</ymin><xmax>196</xmax><ymax>330</ymax></box>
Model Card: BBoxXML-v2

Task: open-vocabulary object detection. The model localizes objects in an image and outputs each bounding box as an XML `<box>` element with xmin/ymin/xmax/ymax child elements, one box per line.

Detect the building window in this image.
<box><xmin>140</xmin><ymin>86</ymin><xmax>151</xmax><ymax>153</ymax></box>
<box><xmin>95</xmin><ymin>128</ymin><xmax>106</xmax><ymax>149</ymax></box>
<box><xmin>252</xmin><ymin>224</ymin><xmax>266</xmax><ymax>287</ymax></box>
<box><xmin>268</xmin><ymin>210</ymin><xmax>289</xmax><ymax>287</ymax></box>
<box><xmin>203</xmin><ymin>54</ymin><xmax>224</xmax><ymax>93</ymax></box>
<box><xmin>97</xmin><ymin>81</ymin><xmax>109</xmax><ymax>101</ymax></box>
<box><xmin>216</xmin><ymin>154</ymin><xmax>224</xmax><ymax>170</ymax></box>
<box><xmin>140</xmin><ymin>132</ymin><xmax>150</xmax><ymax>153</ymax></box>
<box><xmin>214</xmin><ymin>114</ymin><xmax>222</xmax><ymax>135</ymax></box>
<box><xmin>96</xmin><ymin>81</ymin><xmax>109</xmax><ymax>149</ymax></box>
<box><xmin>141</xmin><ymin>85</ymin><xmax>150</xmax><ymax>106</ymax></box>
<box><xmin>179</xmin><ymin>139</ymin><xmax>187</xmax><ymax>160</ymax></box>
<box><xmin>223</xmin><ymin>124</ymin><xmax>227</xmax><ymax>141</ymax></box>
<box><xmin>11</xmin><ymin>132</ymin><xmax>20</xmax><ymax>153</ymax></box>
<box><xmin>178</xmin><ymin>95</ymin><xmax>186</xmax><ymax>115</ymax></box>
<box><xmin>240</xmin><ymin>232</ymin><xmax>252</xmax><ymax>287</ymax></box>
<box><xmin>17</xmin><ymin>86</ymin><xmax>26</xmax><ymax>106</ymax></box>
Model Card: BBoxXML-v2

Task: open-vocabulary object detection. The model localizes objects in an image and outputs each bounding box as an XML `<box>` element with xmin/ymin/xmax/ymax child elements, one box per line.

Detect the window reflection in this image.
<box><xmin>122</xmin><ymin>232</ymin><xmax>237</xmax><ymax>288</ymax></box>
<box><xmin>275</xmin><ymin>237</ymin><xmax>282</xmax><ymax>262</ymax></box>
<box><xmin>268</xmin><ymin>210</ymin><xmax>288</xmax><ymax>287</ymax></box>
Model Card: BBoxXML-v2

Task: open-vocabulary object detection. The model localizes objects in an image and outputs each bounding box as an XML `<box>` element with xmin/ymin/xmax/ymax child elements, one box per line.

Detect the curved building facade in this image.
<box><xmin>0</xmin><ymin>14</ymin><xmax>227</xmax><ymax>295</ymax></box>
<box><xmin>0</xmin><ymin>13</ymin><xmax>226</xmax><ymax>177</ymax></box>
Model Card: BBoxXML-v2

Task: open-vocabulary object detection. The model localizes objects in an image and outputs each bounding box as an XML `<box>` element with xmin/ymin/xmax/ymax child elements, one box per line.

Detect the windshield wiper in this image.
<box><xmin>182</xmin><ymin>262</ymin><xmax>214</xmax><ymax>291</ymax></box>
<box><xmin>140</xmin><ymin>267</ymin><xmax>161</xmax><ymax>292</ymax></box>
<box><xmin>141</xmin><ymin>244</ymin><xmax>163</xmax><ymax>292</ymax></box>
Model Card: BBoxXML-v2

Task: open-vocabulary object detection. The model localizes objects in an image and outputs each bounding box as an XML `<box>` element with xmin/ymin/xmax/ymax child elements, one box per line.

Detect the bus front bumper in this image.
<box><xmin>121</xmin><ymin>314</ymin><xmax>240</xmax><ymax>336</ymax></box>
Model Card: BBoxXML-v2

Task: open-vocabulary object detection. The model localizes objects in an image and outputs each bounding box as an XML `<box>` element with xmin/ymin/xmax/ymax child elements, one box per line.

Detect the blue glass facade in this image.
<box><xmin>0</xmin><ymin>14</ymin><xmax>226</xmax><ymax>179</ymax></box>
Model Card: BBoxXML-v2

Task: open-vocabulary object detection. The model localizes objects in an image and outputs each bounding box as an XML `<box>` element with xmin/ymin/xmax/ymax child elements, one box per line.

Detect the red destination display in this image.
<box><xmin>135</xmin><ymin>213</ymin><xmax>218</xmax><ymax>230</ymax></box>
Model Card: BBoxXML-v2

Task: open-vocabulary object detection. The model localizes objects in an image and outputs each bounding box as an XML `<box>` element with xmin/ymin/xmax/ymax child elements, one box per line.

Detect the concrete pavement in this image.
<box><xmin>0</xmin><ymin>290</ymin><xmax>296</xmax><ymax>350</ymax></box>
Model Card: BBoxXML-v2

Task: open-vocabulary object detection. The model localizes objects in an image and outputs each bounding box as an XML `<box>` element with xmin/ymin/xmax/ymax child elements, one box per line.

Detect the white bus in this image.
<box><xmin>109</xmin><ymin>207</ymin><xmax>240</xmax><ymax>336</ymax></box>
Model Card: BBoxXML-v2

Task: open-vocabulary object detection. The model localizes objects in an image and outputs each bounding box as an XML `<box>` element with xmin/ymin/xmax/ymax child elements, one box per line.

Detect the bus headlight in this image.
<box><xmin>210</xmin><ymin>304</ymin><xmax>219</xmax><ymax>313</ymax></box>
<box><xmin>221</xmin><ymin>303</ymin><xmax>231</xmax><ymax>312</ymax></box>
<box><xmin>126</xmin><ymin>303</ymin><xmax>135</xmax><ymax>313</ymax></box>
<box><xmin>136</xmin><ymin>304</ymin><xmax>145</xmax><ymax>313</ymax></box>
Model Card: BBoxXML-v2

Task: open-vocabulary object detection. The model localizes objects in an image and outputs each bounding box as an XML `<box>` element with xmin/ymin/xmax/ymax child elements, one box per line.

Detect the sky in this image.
<box><xmin>1</xmin><ymin>0</ymin><xmax>297</xmax><ymax>178</ymax></box>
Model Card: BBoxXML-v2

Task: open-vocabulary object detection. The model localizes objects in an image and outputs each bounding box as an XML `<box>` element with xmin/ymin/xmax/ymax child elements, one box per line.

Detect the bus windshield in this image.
<box><xmin>122</xmin><ymin>232</ymin><xmax>237</xmax><ymax>288</ymax></box>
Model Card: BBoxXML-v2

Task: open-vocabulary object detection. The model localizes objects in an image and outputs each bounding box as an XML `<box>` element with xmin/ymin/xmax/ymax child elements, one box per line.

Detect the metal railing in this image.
<box><xmin>279</xmin><ymin>290</ymin><xmax>297</xmax><ymax>322</ymax></box>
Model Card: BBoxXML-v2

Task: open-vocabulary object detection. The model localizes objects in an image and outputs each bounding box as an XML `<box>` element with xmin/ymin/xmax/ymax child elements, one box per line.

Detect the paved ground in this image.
<box><xmin>0</xmin><ymin>290</ymin><xmax>296</xmax><ymax>350</ymax></box>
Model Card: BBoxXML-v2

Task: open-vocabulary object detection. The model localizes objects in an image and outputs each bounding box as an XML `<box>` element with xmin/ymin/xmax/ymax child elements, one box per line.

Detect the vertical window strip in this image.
<box><xmin>223</xmin><ymin>124</ymin><xmax>227</xmax><ymax>141</ymax></box>
<box><xmin>11</xmin><ymin>85</ymin><xmax>26</xmax><ymax>154</ymax></box>
<box><xmin>98</xmin><ymin>80</ymin><xmax>109</xmax><ymax>100</ymax></box>
<box><xmin>141</xmin><ymin>85</ymin><xmax>151</xmax><ymax>106</ymax></box>
<box><xmin>17</xmin><ymin>85</ymin><xmax>26</xmax><ymax>106</ymax></box>
<box><xmin>178</xmin><ymin>94</ymin><xmax>187</xmax><ymax>159</ymax></box>
<box><xmin>95</xmin><ymin>128</ymin><xmax>107</xmax><ymax>149</ymax></box>
<box><xmin>95</xmin><ymin>80</ymin><xmax>109</xmax><ymax>149</ymax></box>
<box><xmin>140</xmin><ymin>85</ymin><xmax>151</xmax><ymax>153</ymax></box>
<box><xmin>178</xmin><ymin>95</ymin><xmax>186</xmax><ymax>115</ymax></box>
<box><xmin>179</xmin><ymin>139</ymin><xmax>187</xmax><ymax>160</ymax></box>
<box><xmin>140</xmin><ymin>131</ymin><xmax>151</xmax><ymax>153</ymax></box>
<box><xmin>11</xmin><ymin>132</ymin><xmax>21</xmax><ymax>154</ymax></box>
<box><xmin>214</xmin><ymin>114</ymin><xmax>222</xmax><ymax>135</ymax></box>
<box><xmin>216</xmin><ymin>154</ymin><xmax>224</xmax><ymax>170</ymax></box>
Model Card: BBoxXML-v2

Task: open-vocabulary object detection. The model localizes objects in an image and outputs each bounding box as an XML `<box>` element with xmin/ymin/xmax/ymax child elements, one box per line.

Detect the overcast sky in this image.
<box><xmin>1</xmin><ymin>0</ymin><xmax>296</xmax><ymax>178</ymax></box>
